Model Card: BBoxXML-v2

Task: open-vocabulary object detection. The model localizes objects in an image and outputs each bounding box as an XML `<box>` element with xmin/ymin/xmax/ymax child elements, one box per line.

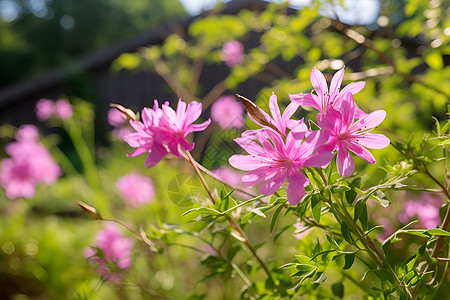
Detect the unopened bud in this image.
<box><xmin>236</xmin><ymin>94</ymin><xmax>281</xmax><ymax>134</ymax></box>
<box><xmin>110</xmin><ymin>103</ymin><xmax>138</xmax><ymax>122</ymax></box>
<box><xmin>77</xmin><ymin>201</ymin><xmax>103</xmax><ymax>220</ymax></box>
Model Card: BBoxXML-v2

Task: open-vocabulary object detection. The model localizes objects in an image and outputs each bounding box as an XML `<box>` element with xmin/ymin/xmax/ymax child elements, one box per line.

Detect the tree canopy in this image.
<box><xmin>0</xmin><ymin>0</ymin><xmax>188</xmax><ymax>88</ymax></box>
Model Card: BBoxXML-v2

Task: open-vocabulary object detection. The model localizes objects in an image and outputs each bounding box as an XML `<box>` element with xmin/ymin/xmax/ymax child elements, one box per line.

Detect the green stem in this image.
<box><xmin>184</xmin><ymin>150</ymin><xmax>277</xmax><ymax>287</ymax></box>
<box><xmin>64</xmin><ymin>122</ymin><xmax>109</xmax><ymax>216</ymax></box>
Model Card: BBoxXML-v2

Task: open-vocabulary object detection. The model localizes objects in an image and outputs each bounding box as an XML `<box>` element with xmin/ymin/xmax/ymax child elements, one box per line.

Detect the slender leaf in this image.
<box><xmin>270</xmin><ymin>204</ymin><xmax>284</xmax><ymax>235</ymax></box>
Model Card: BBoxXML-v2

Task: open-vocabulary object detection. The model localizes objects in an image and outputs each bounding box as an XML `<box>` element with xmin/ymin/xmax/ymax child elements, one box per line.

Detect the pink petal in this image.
<box><xmin>317</xmin><ymin>110</ymin><xmax>341</xmax><ymax>133</ymax></box>
<box><xmin>282</xmin><ymin>102</ymin><xmax>300</xmax><ymax>122</ymax></box>
<box><xmin>304</xmin><ymin>151</ymin><xmax>334</xmax><ymax>168</ymax></box>
<box><xmin>336</xmin><ymin>143</ymin><xmax>355</xmax><ymax>177</ymax></box>
<box><xmin>265</xmin><ymin>128</ymin><xmax>286</xmax><ymax>155</ymax></box>
<box><xmin>187</xmin><ymin>119</ymin><xmax>211</xmax><ymax>133</ymax></box>
<box><xmin>340</xmin><ymin>93</ymin><xmax>355</xmax><ymax>128</ymax></box>
<box><xmin>340</xmin><ymin>81</ymin><xmax>366</xmax><ymax>96</ymax></box>
<box><xmin>242</xmin><ymin>167</ymin><xmax>278</xmax><ymax>186</ymax></box>
<box><xmin>297</xmin><ymin>130</ymin><xmax>326</xmax><ymax>158</ymax></box>
<box><xmin>126</xmin><ymin>147</ymin><xmax>148</xmax><ymax>158</ymax></box>
<box><xmin>288</xmin><ymin>119</ymin><xmax>308</xmax><ymax>141</ymax></box>
<box><xmin>354</xmin><ymin>110</ymin><xmax>386</xmax><ymax>130</ymax></box>
<box><xmin>144</xmin><ymin>144</ymin><xmax>168</xmax><ymax>168</ymax></box>
<box><xmin>354</xmin><ymin>107</ymin><xmax>367</xmax><ymax>119</ymax></box>
<box><xmin>358</xmin><ymin>133</ymin><xmax>390</xmax><ymax>149</ymax></box>
<box><xmin>176</xmin><ymin>99</ymin><xmax>187</xmax><ymax>123</ymax></box>
<box><xmin>286</xmin><ymin>169</ymin><xmax>308</xmax><ymax>205</ymax></box>
<box><xmin>329</xmin><ymin>67</ymin><xmax>345</xmax><ymax>98</ymax></box>
<box><xmin>229</xmin><ymin>155</ymin><xmax>263</xmax><ymax>171</ymax></box>
<box><xmin>288</xmin><ymin>93</ymin><xmax>320</xmax><ymax>110</ymax></box>
<box><xmin>184</xmin><ymin>101</ymin><xmax>203</xmax><ymax>127</ymax></box>
<box><xmin>269</xmin><ymin>93</ymin><xmax>283</xmax><ymax>131</ymax></box>
<box><xmin>129</xmin><ymin>120</ymin><xmax>145</xmax><ymax>132</ymax></box>
<box><xmin>310</xmin><ymin>68</ymin><xmax>328</xmax><ymax>101</ymax></box>
<box><xmin>347</xmin><ymin>142</ymin><xmax>376</xmax><ymax>164</ymax></box>
<box><xmin>234</xmin><ymin>137</ymin><xmax>264</xmax><ymax>156</ymax></box>
<box><xmin>258</xmin><ymin>169</ymin><xmax>287</xmax><ymax>195</ymax></box>
<box><xmin>142</xmin><ymin>108</ymin><xmax>153</xmax><ymax>126</ymax></box>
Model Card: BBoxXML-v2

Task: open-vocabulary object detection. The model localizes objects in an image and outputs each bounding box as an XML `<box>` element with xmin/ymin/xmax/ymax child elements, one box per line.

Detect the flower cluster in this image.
<box><xmin>230</xmin><ymin>67</ymin><xmax>390</xmax><ymax>205</ymax></box>
<box><xmin>0</xmin><ymin>125</ymin><xmax>61</xmax><ymax>199</ymax></box>
<box><xmin>124</xmin><ymin>99</ymin><xmax>211</xmax><ymax>168</ymax></box>
<box><xmin>35</xmin><ymin>98</ymin><xmax>73</xmax><ymax>121</ymax></box>
<box><xmin>84</xmin><ymin>224</ymin><xmax>134</xmax><ymax>281</ymax></box>
<box><xmin>116</xmin><ymin>172</ymin><xmax>155</xmax><ymax>207</ymax></box>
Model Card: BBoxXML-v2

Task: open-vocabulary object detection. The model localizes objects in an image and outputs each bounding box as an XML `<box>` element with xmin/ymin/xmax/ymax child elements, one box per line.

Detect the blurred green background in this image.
<box><xmin>0</xmin><ymin>0</ymin><xmax>449</xmax><ymax>299</ymax></box>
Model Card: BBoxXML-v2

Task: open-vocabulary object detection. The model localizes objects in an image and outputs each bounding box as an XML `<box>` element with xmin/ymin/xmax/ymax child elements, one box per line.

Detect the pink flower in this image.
<box><xmin>15</xmin><ymin>125</ymin><xmax>40</xmax><ymax>142</ymax></box>
<box><xmin>289</xmin><ymin>67</ymin><xmax>366</xmax><ymax>117</ymax></box>
<box><xmin>229</xmin><ymin>124</ymin><xmax>333</xmax><ymax>205</ymax></box>
<box><xmin>0</xmin><ymin>159</ymin><xmax>38</xmax><ymax>198</ymax></box>
<box><xmin>250</xmin><ymin>92</ymin><xmax>300</xmax><ymax>137</ymax></box>
<box><xmin>212</xmin><ymin>167</ymin><xmax>254</xmax><ymax>198</ymax></box>
<box><xmin>124</xmin><ymin>99</ymin><xmax>210</xmax><ymax>168</ymax></box>
<box><xmin>378</xmin><ymin>218</ymin><xmax>395</xmax><ymax>241</ymax></box>
<box><xmin>399</xmin><ymin>193</ymin><xmax>442</xmax><ymax>228</ymax></box>
<box><xmin>116</xmin><ymin>172</ymin><xmax>155</xmax><ymax>207</ymax></box>
<box><xmin>108</xmin><ymin>108</ymin><xmax>126</xmax><ymax>127</ymax></box>
<box><xmin>0</xmin><ymin>125</ymin><xmax>61</xmax><ymax>198</ymax></box>
<box><xmin>84</xmin><ymin>224</ymin><xmax>133</xmax><ymax>281</ymax></box>
<box><xmin>108</xmin><ymin>108</ymin><xmax>132</xmax><ymax>140</ymax></box>
<box><xmin>317</xmin><ymin>93</ymin><xmax>390</xmax><ymax>177</ymax></box>
<box><xmin>35</xmin><ymin>98</ymin><xmax>55</xmax><ymax>121</ymax></box>
<box><xmin>55</xmin><ymin>99</ymin><xmax>73</xmax><ymax>119</ymax></box>
<box><xmin>211</xmin><ymin>95</ymin><xmax>244</xmax><ymax>129</ymax></box>
<box><xmin>221</xmin><ymin>40</ymin><xmax>244</xmax><ymax>67</ymax></box>
<box><xmin>293</xmin><ymin>221</ymin><xmax>313</xmax><ymax>240</ymax></box>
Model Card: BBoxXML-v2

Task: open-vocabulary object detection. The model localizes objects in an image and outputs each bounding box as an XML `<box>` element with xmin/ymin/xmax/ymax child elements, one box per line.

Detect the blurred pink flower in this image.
<box><xmin>221</xmin><ymin>40</ymin><xmax>244</xmax><ymax>67</ymax></box>
<box><xmin>378</xmin><ymin>218</ymin><xmax>395</xmax><ymax>241</ymax></box>
<box><xmin>108</xmin><ymin>108</ymin><xmax>132</xmax><ymax>140</ymax></box>
<box><xmin>211</xmin><ymin>95</ymin><xmax>244</xmax><ymax>129</ymax></box>
<box><xmin>108</xmin><ymin>108</ymin><xmax>126</xmax><ymax>127</ymax></box>
<box><xmin>15</xmin><ymin>125</ymin><xmax>40</xmax><ymax>142</ymax></box>
<box><xmin>35</xmin><ymin>98</ymin><xmax>55</xmax><ymax>121</ymax></box>
<box><xmin>0</xmin><ymin>125</ymin><xmax>61</xmax><ymax>199</ymax></box>
<box><xmin>212</xmin><ymin>166</ymin><xmax>254</xmax><ymax>198</ymax></box>
<box><xmin>293</xmin><ymin>221</ymin><xmax>313</xmax><ymax>240</ymax></box>
<box><xmin>55</xmin><ymin>99</ymin><xmax>73</xmax><ymax>119</ymax></box>
<box><xmin>399</xmin><ymin>193</ymin><xmax>441</xmax><ymax>228</ymax></box>
<box><xmin>0</xmin><ymin>159</ymin><xmax>38</xmax><ymax>198</ymax></box>
<box><xmin>84</xmin><ymin>224</ymin><xmax>134</xmax><ymax>281</ymax></box>
<box><xmin>116</xmin><ymin>172</ymin><xmax>155</xmax><ymax>207</ymax></box>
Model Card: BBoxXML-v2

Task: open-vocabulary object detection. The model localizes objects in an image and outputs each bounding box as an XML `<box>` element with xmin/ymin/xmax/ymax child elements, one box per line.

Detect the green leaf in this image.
<box><xmin>424</xmin><ymin>49</ymin><xmax>444</xmax><ymax>70</ymax></box>
<box><xmin>311</xmin><ymin>194</ymin><xmax>322</xmax><ymax>224</ymax></box>
<box><xmin>182</xmin><ymin>207</ymin><xmax>221</xmax><ymax>217</ymax></box>
<box><xmin>341</xmin><ymin>223</ymin><xmax>354</xmax><ymax>244</ymax></box>
<box><xmin>326</xmin><ymin>234</ymin><xmax>341</xmax><ymax>250</ymax></box>
<box><xmin>441</xmin><ymin>120</ymin><xmax>450</xmax><ymax>135</ymax></box>
<box><xmin>354</xmin><ymin>200</ymin><xmax>368</xmax><ymax>231</ymax></box>
<box><xmin>370</xmin><ymin>190</ymin><xmax>390</xmax><ymax>207</ymax></box>
<box><xmin>332</xmin><ymin>282</ymin><xmax>344</xmax><ymax>298</ymax></box>
<box><xmin>331</xmin><ymin>185</ymin><xmax>351</xmax><ymax>193</ymax></box>
<box><xmin>343</xmin><ymin>253</ymin><xmax>356</xmax><ymax>270</ymax></box>
<box><xmin>270</xmin><ymin>204</ymin><xmax>284</xmax><ymax>235</ymax></box>
<box><xmin>312</xmin><ymin>272</ymin><xmax>327</xmax><ymax>284</ymax></box>
<box><xmin>425</xmin><ymin>228</ymin><xmax>450</xmax><ymax>236</ymax></box>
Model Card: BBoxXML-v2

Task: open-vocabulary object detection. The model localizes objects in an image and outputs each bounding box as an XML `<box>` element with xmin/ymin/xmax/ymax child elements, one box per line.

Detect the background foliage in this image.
<box><xmin>0</xmin><ymin>0</ymin><xmax>449</xmax><ymax>299</ymax></box>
